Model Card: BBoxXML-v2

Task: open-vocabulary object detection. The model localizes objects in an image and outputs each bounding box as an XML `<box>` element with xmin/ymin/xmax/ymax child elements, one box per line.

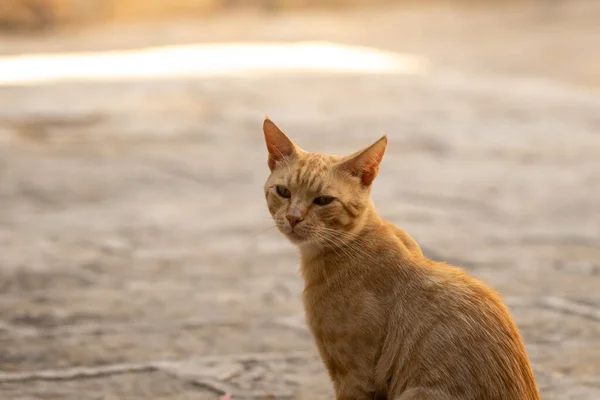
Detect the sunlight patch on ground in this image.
<box><xmin>0</xmin><ymin>42</ymin><xmax>428</xmax><ymax>86</ymax></box>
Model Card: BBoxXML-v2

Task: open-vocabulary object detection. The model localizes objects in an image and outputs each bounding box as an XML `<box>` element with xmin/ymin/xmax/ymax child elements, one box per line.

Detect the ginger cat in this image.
<box><xmin>262</xmin><ymin>117</ymin><xmax>540</xmax><ymax>400</ymax></box>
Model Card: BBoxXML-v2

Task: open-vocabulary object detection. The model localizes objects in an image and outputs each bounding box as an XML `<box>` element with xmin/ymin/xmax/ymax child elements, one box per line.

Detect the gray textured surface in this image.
<box><xmin>1</xmin><ymin>2</ymin><xmax>599</xmax><ymax>399</ymax></box>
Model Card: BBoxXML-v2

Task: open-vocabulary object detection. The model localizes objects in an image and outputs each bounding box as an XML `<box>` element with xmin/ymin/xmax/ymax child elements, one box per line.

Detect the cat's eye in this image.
<box><xmin>276</xmin><ymin>185</ymin><xmax>291</xmax><ymax>198</ymax></box>
<box><xmin>313</xmin><ymin>196</ymin><xmax>335</xmax><ymax>206</ymax></box>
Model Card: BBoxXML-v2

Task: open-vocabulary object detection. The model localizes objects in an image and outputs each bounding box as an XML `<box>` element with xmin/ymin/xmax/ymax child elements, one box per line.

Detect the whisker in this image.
<box><xmin>251</xmin><ymin>225</ymin><xmax>278</xmax><ymax>237</ymax></box>
<box><xmin>309</xmin><ymin>229</ymin><xmax>358</xmax><ymax>262</ymax></box>
<box><xmin>308</xmin><ymin>230</ymin><xmax>346</xmax><ymax>260</ymax></box>
<box><xmin>311</xmin><ymin>226</ymin><xmax>381</xmax><ymax>265</ymax></box>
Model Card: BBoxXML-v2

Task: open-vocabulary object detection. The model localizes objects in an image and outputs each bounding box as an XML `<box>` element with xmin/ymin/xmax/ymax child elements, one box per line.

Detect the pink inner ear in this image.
<box><xmin>360</xmin><ymin>162</ymin><xmax>379</xmax><ymax>186</ymax></box>
<box><xmin>266</xmin><ymin>140</ymin><xmax>294</xmax><ymax>170</ymax></box>
<box><xmin>266</xmin><ymin>141</ymin><xmax>284</xmax><ymax>160</ymax></box>
<box><xmin>267</xmin><ymin>152</ymin><xmax>279</xmax><ymax>171</ymax></box>
<box><xmin>263</xmin><ymin>118</ymin><xmax>297</xmax><ymax>170</ymax></box>
<box><xmin>354</xmin><ymin>142</ymin><xmax>385</xmax><ymax>185</ymax></box>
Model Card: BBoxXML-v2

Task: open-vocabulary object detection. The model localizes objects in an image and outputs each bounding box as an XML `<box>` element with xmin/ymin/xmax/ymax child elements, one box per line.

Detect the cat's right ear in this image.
<box><xmin>263</xmin><ymin>116</ymin><xmax>299</xmax><ymax>171</ymax></box>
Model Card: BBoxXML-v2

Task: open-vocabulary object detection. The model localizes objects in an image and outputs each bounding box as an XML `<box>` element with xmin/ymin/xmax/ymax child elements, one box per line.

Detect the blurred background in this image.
<box><xmin>0</xmin><ymin>0</ymin><xmax>599</xmax><ymax>399</ymax></box>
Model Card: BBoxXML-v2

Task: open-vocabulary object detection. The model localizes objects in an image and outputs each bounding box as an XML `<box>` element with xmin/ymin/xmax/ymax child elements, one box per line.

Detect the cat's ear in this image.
<box><xmin>338</xmin><ymin>135</ymin><xmax>387</xmax><ymax>186</ymax></box>
<box><xmin>263</xmin><ymin>116</ymin><xmax>300</xmax><ymax>171</ymax></box>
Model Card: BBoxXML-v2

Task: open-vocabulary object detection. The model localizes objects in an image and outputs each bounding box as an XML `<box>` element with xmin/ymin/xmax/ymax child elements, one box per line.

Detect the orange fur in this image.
<box><xmin>262</xmin><ymin>117</ymin><xmax>540</xmax><ymax>400</ymax></box>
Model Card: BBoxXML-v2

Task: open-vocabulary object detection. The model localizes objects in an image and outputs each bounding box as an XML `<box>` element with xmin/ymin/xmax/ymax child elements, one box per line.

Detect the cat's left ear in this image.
<box><xmin>338</xmin><ymin>135</ymin><xmax>387</xmax><ymax>186</ymax></box>
<box><xmin>263</xmin><ymin>116</ymin><xmax>300</xmax><ymax>171</ymax></box>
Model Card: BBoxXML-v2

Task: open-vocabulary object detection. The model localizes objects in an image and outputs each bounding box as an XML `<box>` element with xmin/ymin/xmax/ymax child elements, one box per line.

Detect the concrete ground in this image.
<box><xmin>0</xmin><ymin>1</ymin><xmax>599</xmax><ymax>399</ymax></box>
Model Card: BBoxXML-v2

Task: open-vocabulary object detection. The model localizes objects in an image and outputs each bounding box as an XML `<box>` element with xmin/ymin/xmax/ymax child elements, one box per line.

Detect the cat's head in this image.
<box><xmin>262</xmin><ymin>117</ymin><xmax>386</xmax><ymax>248</ymax></box>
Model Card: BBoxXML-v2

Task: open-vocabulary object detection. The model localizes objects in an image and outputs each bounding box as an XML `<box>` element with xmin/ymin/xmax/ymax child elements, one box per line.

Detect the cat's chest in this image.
<box><xmin>302</xmin><ymin>279</ymin><xmax>382</xmax><ymax>336</ymax></box>
<box><xmin>302</xmin><ymin>280</ymin><xmax>384</xmax><ymax>378</ymax></box>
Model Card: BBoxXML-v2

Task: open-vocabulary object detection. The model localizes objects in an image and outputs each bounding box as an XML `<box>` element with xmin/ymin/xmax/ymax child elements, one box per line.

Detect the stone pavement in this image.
<box><xmin>0</xmin><ymin>2</ymin><xmax>599</xmax><ymax>399</ymax></box>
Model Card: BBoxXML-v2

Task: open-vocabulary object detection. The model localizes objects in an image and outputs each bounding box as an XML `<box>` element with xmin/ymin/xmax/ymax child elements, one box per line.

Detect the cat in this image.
<box><xmin>262</xmin><ymin>117</ymin><xmax>541</xmax><ymax>400</ymax></box>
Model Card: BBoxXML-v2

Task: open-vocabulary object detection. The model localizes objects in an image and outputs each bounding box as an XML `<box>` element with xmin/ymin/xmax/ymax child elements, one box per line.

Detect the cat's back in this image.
<box><xmin>304</xmin><ymin>228</ymin><xmax>540</xmax><ymax>399</ymax></box>
<box><xmin>379</xmin><ymin>255</ymin><xmax>540</xmax><ymax>399</ymax></box>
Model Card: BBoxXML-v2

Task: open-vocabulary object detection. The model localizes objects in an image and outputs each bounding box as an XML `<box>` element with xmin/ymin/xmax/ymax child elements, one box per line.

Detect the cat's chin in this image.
<box><xmin>285</xmin><ymin>231</ymin><xmax>307</xmax><ymax>244</ymax></box>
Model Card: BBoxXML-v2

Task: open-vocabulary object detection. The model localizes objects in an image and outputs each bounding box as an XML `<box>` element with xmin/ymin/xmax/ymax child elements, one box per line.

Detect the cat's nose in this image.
<box><xmin>287</xmin><ymin>215</ymin><xmax>303</xmax><ymax>228</ymax></box>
